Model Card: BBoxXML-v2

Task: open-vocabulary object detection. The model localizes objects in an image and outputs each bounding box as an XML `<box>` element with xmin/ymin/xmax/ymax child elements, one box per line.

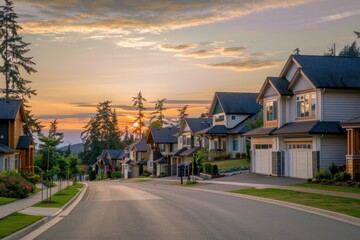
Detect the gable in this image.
<box><xmin>213</xmin><ymin>100</ymin><xmax>223</xmax><ymax>115</ymax></box>
<box><xmin>280</xmin><ymin>55</ymin><xmax>301</xmax><ymax>80</ymax></box>
<box><xmin>263</xmin><ymin>84</ymin><xmax>277</xmax><ymax>97</ymax></box>
<box><xmin>289</xmin><ymin>70</ymin><xmax>316</xmax><ymax>92</ymax></box>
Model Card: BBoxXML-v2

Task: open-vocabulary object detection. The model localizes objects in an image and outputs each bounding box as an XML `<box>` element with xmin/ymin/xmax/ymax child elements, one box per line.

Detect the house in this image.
<box><xmin>124</xmin><ymin>138</ymin><xmax>148</xmax><ymax>177</ymax></box>
<box><xmin>341</xmin><ymin>117</ymin><xmax>360</xmax><ymax>179</ymax></box>
<box><xmin>245</xmin><ymin>55</ymin><xmax>360</xmax><ymax>179</ymax></box>
<box><xmin>0</xmin><ymin>100</ymin><xmax>35</xmax><ymax>173</ymax></box>
<box><xmin>97</xmin><ymin>149</ymin><xmax>125</xmax><ymax>174</ymax></box>
<box><xmin>196</xmin><ymin>92</ymin><xmax>261</xmax><ymax>159</ymax></box>
<box><xmin>146</xmin><ymin>127</ymin><xmax>178</xmax><ymax>177</ymax></box>
<box><xmin>171</xmin><ymin>118</ymin><xmax>212</xmax><ymax>176</ymax></box>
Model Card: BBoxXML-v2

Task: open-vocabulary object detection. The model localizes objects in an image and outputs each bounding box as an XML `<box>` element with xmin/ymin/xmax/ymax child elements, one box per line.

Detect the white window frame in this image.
<box><xmin>265</xmin><ymin>100</ymin><xmax>277</xmax><ymax>121</ymax></box>
<box><xmin>296</xmin><ymin>92</ymin><xmax>316</xmax><ymax>118</ymax></box>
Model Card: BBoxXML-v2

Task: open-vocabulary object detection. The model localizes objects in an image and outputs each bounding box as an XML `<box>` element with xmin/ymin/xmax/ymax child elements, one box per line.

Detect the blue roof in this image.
<box><xmin>17</xmin><ymin>136</ymin><xmax>33</xmax><ymax>149</ymax></box>
<box><xmin>129</xmin><ymin>138</ymin><xmax>148</xmax><ymax>152</ymax></box>
<box><xmin>292</xmin><ymin>55</ymin><xmax>360</xmax><ymax>88</ymax></box>
<box><xmin>213</xmin><ymin>92</ymin><xmax>261</xmax><ymax>115</ymax></box>
<box><xmin>185</xmin><ymin>118</ymin><xmax>212</xmax><ymax>133</ymax></box>
<box><xmin>196</xmin><ymin>125</ymin><xmax>229</xmax><ymax>135</ymax></box>
<box><xmin>0</xmin><ymin>143</ymin><xmax>15</xmax><ymax>153</ymax></box>
<box><xmin>149</xmin><ymin>127</ymin><xmax>178</xmax><ymax>143</ymax></box>
<box><xmin>268</xmin><ymin>77</ymin><xmax>292</xmax><ymax>95</ymax></box>
<box><xmin>98</xmin><ymin>149</ymin><xmax>125</xmax><ymax>160</ymax></box>
<box><xmin>0</xmin><ymin>100</ymin><xmax>22</xmax><ymax>120</ymax></box>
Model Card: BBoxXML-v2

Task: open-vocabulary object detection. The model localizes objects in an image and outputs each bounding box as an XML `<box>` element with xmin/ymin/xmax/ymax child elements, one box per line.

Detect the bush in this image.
<box><xmin>159</xmin><ymin>172</ymin><xmax>167</xmax><ymax>178</ymax></box>
<box><xmin>21</xmin><ymin>172</ymin><xmax>41</xmax><ymax>184</ymax></box>
<box><xmin>212</xmin><ymin>165</ymin><xmax>219</xmax><ymax>175</ymax></box>
<box><xmin>111</xmin><ymin>171</ymin><xmax>121</xmax><ymax>179</ymax></box>
<box><xmin>354</xmin><ymin>173</ymin><xmax>360</xmax><ymax>182</ymax></box>
<box><xmin>314</xmin><ymin>169</ymin><xmax>331</xmax><ymax>181</ymax></box>
<box><xmin>329</xmin><ymin>162</ymin><xmax>339</xmax><ymax>176</ymax></box>
<box><xmin>142</xmin><ymin>170</ymin><xmax>151</xmax><ymax>177</ymax></box>
<box><xmin>235</xmin><ymin>152</ymin><xmax>241</xmax><ymax>158</ymax></box>
<box><xmin>0</xmin><ymin>173</ymin><xmax>35</xmax><ymax>199</ymax></box>
<box><xmin>334</xmin><ymin>171</ymin><xmax>351</xmax><ymax>182</ymax></box>
<box><xmin>106</xmin><ymin>170</ymin><xmax>112</xmax><ymax>179</ymax></box>
<box><xmin>89</xmin><ymin>170</ymin><xmax>96</xmax><ymax>181</ymax></box>
<box><xmin>204</xmin><ymin>163</ymin><xmax>212</xmax><ymax>174</ymax></box>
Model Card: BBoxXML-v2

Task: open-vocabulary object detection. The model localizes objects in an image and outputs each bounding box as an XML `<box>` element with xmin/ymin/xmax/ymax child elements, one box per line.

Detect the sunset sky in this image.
<box><xmin>7</xmin><ymin>0</ymin><xmax>360</xmax><ymax>144</ymax></box>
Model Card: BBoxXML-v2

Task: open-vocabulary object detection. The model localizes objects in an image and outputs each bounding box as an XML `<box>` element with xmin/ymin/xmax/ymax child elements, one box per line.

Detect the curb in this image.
<box><xmin>3</xmin><ymin>183</ymin><xmax>88</xmax><ymax>240</ymax></box>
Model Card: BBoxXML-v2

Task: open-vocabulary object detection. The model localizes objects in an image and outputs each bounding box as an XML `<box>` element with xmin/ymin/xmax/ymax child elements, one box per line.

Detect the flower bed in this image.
<box><xmin>0</xmin><ymin>173</ymin><xmax>35</xmax><ymax>199</ymax></box>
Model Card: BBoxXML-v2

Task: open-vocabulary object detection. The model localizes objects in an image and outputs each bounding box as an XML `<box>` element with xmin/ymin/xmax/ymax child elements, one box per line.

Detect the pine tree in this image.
<box><xmin>338</xmin><ymin>41</ymin><xmax>360</xmax><ymax>57</ymax></box>
<box><xmin>150</xmin><ymin>98</ymin><xmax>166</xmax><ymax>127</ymax></box>
<box><xmin>355</xmin><ymin>31</ymin><xmax>360</xmax><ymax>38</ymax></box>
<box><xmin>132</xmin><ymin>91</ymin><xmax>147</xmax><ymax>138</ymax></box>
<box><xmin>177</xmin><ymin>105</ymin><xmax>189</xmax><ymax>123</ymax></box>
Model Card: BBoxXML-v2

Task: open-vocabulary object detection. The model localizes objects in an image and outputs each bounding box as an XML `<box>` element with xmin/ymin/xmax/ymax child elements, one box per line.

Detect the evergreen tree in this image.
<box><xmin>338</xmin><ymin>41</ymin><xmax>360</xmax><ymax>57</ymax></box>
<box><xmin>64</xmin><ymin>144</ymin><xmax>72</xmax><ymax>157</ymax></box>
<box><xmin>323</xmin><ymin>43</ymin><xmax>336</xmax><ymax>56</ymax></box>
<box><xmin>355</xmin><ymin>31</ymin><xmax>360</xmax><ymax>38</ymax></box>
<box><xmin>81</xmin><ymin>101</ymin><xmax>122</xmax><ymax>165</ymax></box>
<box><xmin>177</xmin><ymin>105</ymin><xmax>189</xmax><ymax>123</ymax></box>
<box><xmin>132</xmin><ymin>91</ymin><xmax>147</xmax><ymax>138</ymax></box>
<box><xmin>150</xmin><ymin>98</ymin><xmax>166</xmax><ymax>127</ymax></box>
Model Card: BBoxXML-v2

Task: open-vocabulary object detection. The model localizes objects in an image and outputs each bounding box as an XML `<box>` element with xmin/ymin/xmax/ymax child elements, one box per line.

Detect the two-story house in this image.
<box><xmin>124</xmin><ymin>138</ymin><xmax>148</xmax><ymax>177</ymax></box>
<box><xmin>146</xmin><ymin>127</ymin><xmax>178</xmax><ymax>177</ymax></box>
<box><xmin>97</xmin><ymin>149</ymin><xmax>125</xmax><ymax>174</ymax></box>
<box><xmin>171</xmin><ymin>118</ymin><xmax>212</xmax><ymax>176</ymax></box>
<box><xmin>245</xmin><ymin>55</ymin><xmax>360</xmax><ymax>179</ymax></box>
<box><xmin>0</xmin><ymin>100</ymin><xmax>35</xmax><ymax>173</ymax></box>
<box><xmin>196</xmin><ymin>92</ymin><xmax>261</xmax><ymax>159</ymax></box>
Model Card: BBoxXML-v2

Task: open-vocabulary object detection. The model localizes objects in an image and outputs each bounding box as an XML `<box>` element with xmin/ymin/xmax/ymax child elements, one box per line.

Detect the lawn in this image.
<box><xmin>0</xmin><ymin>197</ymin><xmax>17</xmax><ymax>206</ymax></box>
<box><xmin>290</xmin><ymin>183</ymin><xmax>360</xmax><ymax>194</ymax></box>
<box><xmin>0</xmin><ymin>213</ymin><xmax>43</xmax><ymax>238</ymax></box>
<box><xmin>135</xmin><ymin>179</ymin><xmax>153</xmax><ymax>182</ymax></box>
<box><xmin>205</xmin><ymin>159</ymin><xmax>249</xmax><ymax>170</ymax></box>
<box><xmin>232</xmin><ymin>188</ymin><xmax>360</xmax><ymax>218</ymax></box>
<box><xmin>32</xmin><ymin>185</ymin><xmax>81</xmax><ymax>208</ymax></box>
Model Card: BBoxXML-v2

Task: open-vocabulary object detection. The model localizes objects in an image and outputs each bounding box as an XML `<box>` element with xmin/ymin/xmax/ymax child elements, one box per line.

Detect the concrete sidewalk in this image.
<box><xmin>0</xmin><ymin>181</ymin><xmax>72</xmax><ymax>220</ymax></box>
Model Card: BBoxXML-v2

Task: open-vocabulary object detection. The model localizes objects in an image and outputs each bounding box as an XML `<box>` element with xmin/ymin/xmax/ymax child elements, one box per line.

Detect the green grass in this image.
<box><xmin>135</xmin><ymin>179</ymin><xmax>152</xmax><ymax>182</ymax></box>
<box><xmin>232</xmin><ymin>188</ymin><xmax>360</xmax><ymax>218</ymax></box>
<box><xmin>32</xmin><ymin>185</ymin><xmax>80</xmax><ymax>208</ymax></box>
<box><xmin>290</xmin><ymin>183</ymin><xmax>360</xmax><ymax>194</ymax></box>
<box><xmin>205</xmin><ymin>159</ymin><xmax>249</xmax><ymax>170</ymax></box>
<box><xmin>0</xmin><ymin>197</ymin><xmax>17</xmax><ymax>206</ymax></box>
<box><xmin>72</xmin><ymin>182</ymin><xmax>84</xmax><ymax>188</ymax></box>
<box><xmin>0</xmin><ymin>213</ymin><xmax>43</xmax><ymax>238</ymax></box>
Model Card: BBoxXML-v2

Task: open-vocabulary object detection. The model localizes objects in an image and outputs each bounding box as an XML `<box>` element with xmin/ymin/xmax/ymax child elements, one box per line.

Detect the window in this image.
<box><xmin>215</xmin><ymin>115</ymin><xmax>224</xmax><ymax>122</ymax></box>
<box><xmin>231</xmin><ymin>115</ymin><xmax>236</xmax><ymax>120</ymax></box>
<box><xmin>266</xmin><ymin>101</ymin><xmax>277</xmax><ymax>121</ymax></box>
<box><xmin>233</xmin><ymin>138</ymin><xmax>239</xmax><ymax>151</ymax></box>
<box><xmin>286</xmin><ymin>144</ymin><xmax>312</xmax><ymax>150</ymax></box>
<box><xmin>296</xmin><ymin>93</ymin><xmax>316</xmax><ymax>118</ymax></box>
<box><xmin>186</xmin><ymin>137</ymin><xmax>191</xmax><ymax>146</ymax></box>
<box><xmin>254</xmin><ymin>144</ymin><xmax>272</xmax><ymax>149</ymax></box>
<box><xmin>4</xmin><ymin>157</ymin><xmax>9</xmax><ymax>171</ymax></box>
<box><xmin>160</xmin><ymin>144</ymin><xmax>165</xmax><ymax>152</ymax></box>
<box><xmin>222</xmin><ymin>140</ymin><xmax>227</xmax><ymax>150</ymax></box>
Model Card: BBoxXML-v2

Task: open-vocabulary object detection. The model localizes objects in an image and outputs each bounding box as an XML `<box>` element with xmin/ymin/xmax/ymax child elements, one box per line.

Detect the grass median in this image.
<box><xmin>0</xmin><ymin>197</ymin><xmax>17</xmax><ymax>206</ymax></box>
<box><xmin>290</xmin><ymin>183</ymin><xmax>360</xmax><ymax>194</ymax></box>
<box><xmin>0</xmin><ymin>213</ymin><xmax>43</xmax><ymax>238</ymax></box>
<box><xmin>231</xmin><ymin>188</ymin><xmax>360</xmax><ymax>218</ymax></box>
<box><xmin>206</xmin><ymin>159</ymin><xmax>249</xmax><ymax>170</ymax></box>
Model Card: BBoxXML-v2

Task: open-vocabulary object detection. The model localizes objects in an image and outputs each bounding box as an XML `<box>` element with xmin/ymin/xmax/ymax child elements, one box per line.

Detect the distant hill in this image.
<box><xmin>58</xmin><ymin>143</ymin><xmax>84</xmax><ymax>155</ymax></box>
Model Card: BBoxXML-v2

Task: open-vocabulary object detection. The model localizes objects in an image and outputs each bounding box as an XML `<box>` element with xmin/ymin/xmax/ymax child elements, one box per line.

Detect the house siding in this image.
<box><xmin>226</xmin><ymin>114</ymin><xmax>247</xmax><ymax>129</ymax></box>
<box><xmin>320</xmin><ymin>135</ymin><xmax>347</xmax><ymax>170</ymax></box>
<box><xmin>292</xmin><ymin>76</ymin><xmax>313</xmax><ymax>93</ymax></box>
<box><xmin>285</xmin><ymin>62</ymin><xmax>298</xmax><ymax>81</ymax></box>
<box><xmin>322</xmin><ymin>90</ymin><xmax>360</xmax><ymax>122</ymax></box>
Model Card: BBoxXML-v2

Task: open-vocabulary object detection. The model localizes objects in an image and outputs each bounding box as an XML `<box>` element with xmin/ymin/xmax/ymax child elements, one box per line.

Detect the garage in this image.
<box><xmin>285</xmin><ymin>143</ymin><xmax>313</xmax><ymax>179</ymax></box>
<box><xmin>253</xmin><ymin>144</ymin><xmax>272</xmax><ymax>175</ymax></box>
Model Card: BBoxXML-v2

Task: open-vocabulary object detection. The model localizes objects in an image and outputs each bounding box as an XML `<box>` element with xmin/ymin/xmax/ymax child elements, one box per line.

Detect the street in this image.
<box><xmin>34</xmin><ymin>181</ymin><xmax>360</xmax><ymax>240</ymax></box>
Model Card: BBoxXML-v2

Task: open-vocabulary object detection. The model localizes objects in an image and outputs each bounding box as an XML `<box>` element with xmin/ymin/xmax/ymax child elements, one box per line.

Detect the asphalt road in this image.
<box><xmin>34</xmin><ymin>181</ymin><xmax>360</xmax><ymax>240</ymax></box>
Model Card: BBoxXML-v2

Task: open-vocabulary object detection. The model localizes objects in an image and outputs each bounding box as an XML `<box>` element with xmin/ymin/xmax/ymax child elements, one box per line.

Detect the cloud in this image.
<box><xmin>222</xmin><ymin>47</ymin><xmax>247</xmax><ymax>56</ymax></box>
<box><xmin>318</xmin><ymin>9</ymin><xmax>360</xmax><ymax>23</ymax></box>
<box><xmin>38</xmin><ymin>113</ymin><xmax>95</xmax><ymax>119</ymax></box>
<box><xmin>158</xmin><ymin>43</ymin><xmax>199</xmax><ymax>52</ymax></box>
<box><xmin>17</xmin><ymin>0</ymin><xmax>309</xmax><ymax>35</ymax></box>
<box><xmin>203</xmin><ymin>59</ymin><xmax>281</xmax><ymax>71</ymax></box>
<box><xmin>178</xmin><ymin>48</ymin><xmax>220</xmax><ymax>58</ymax></box>
<box><xmin>115</xmin><ymin>37</ymin><xmax>157</xmax><ymax>48</ymax></box>
<box><xmin>149</xmin><ymin>99</ymin><xmax>211</xmax><ymax>105</ymax></box>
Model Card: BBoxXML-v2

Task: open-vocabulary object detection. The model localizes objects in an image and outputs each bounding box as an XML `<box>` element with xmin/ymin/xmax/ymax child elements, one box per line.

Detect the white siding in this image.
<box><xmin>292</xmin><ymin>76</ymin><xmax>313</xmax><ymax>92</ymax></box>
<box><xmin>285</xmin><ymin>62</ymin><xmax>298</xmax><ymax>81</ymax></box>
<box><xmin>289</xmin><ymin>96</ymin><xmax>296</xmax><ymax>122</ymax></box>
<box><xmin>263</xmin><ymin>86</ymin><xmax>276</xmax><ymax>97</ymax></box>
<box><xmin>226</xmin><ymin>114</ymin><xmax>248</xmax><ymax>128</ymax></box>
<box><xmin>320</xmin><ymin>135</ymin><xmax>346</xmax><ymax>171</ymax></box>
<box><xmin>322</xmin><ymin>90</ymin><xmax>360</xmax><ymax>122</ymax></box>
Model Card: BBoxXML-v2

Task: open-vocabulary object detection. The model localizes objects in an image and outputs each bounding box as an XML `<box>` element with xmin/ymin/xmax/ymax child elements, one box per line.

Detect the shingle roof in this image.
<box><xmin>0</xmin><ymin>100</ymin><xmax>22</xmax><ymax>120</ymax></box>
<box><xmin>268</xmin><ymin>77</ymin><xmax>293</xmax><ymax>95</ymax></box>
<box><xmin>173</xmin><ymin>148</ymin><xmax>188</xmax><ymax>156</ymax></box>
<box><xmin>129</xmin><ymin>138</ymin><xmax>148</xmax><ymax>152</ymax></box>
<box><xmin>98</xmin><ymin>149</ymin><xmax>125</xmax><ymax>160</ymax></box>
<box><xmin>292</xmin><ymin>55</ymin><xmax>360</xmax><ymax>88</ymax></box>
<box><xmin>154</xmin><ymin>156</ymin><xmax>167</xmax><ymax>164</ymax></box>
<box><xmin>179</xmin><ymin>147</ymin><xmax>199</xmax><ymax>156</ymax></box>
<box><xmin>150</xmin><ymin>127</ymin><xmax>178</xmax><ymax>143</ymax></box>
<box><xmin>243</xmin><ymin>127</ymin><xmax>277</xmax><ymax>137</ymax></box>
<box><xmin>196</xmin><ymin>125</ymin><xmax>229</xmax><ymax>135</ymax></box>
<box><xmin>343</xmin><ymin>117</ymin><xmax>360</xmax><ymax>124</ymax></box>
<box><xmin>16</xmin><ymin>136</ymin><xmax>33</xmax><ymax>149</ymax></box>
<box><xmin>0</xmin><ymin>143</ymin><xmax>15</xmax><ymax>153</ymax></box>
<box><xmin>272</xmin><ymin>121</ymin><xmax>345</xmax><ymax>135</ymax></box>
<box><xmin>228</xmin><ymin>112</ymin><xmax>260</xmax><ymax>134</ymax></box>
<box><xmin>214</xmin><ymin>92</ymin><xmax>262</xmax><ymax>115</ymax></box>
<box><xmin>138</xmin><ymin>159</ymin><xmax>147</xmax><ymax>165</ymax></box>
<box><xmin>185</xmin><ymin>118</ymin><xmax>212</xmax><ymax>133</ymax></box>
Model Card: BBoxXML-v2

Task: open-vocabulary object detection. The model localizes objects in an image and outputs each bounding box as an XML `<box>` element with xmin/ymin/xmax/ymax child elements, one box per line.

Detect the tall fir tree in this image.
<box><xmin>338</xmin><ymin>41</ymin><xmax>360</xmax><ymax>57</ymax></box>
<box><xmin>177</xmin><ymin>105</ymin><xmax>189</xmax><ymax>123</ymax></box>
<box><xmin>132</xmin><ymin>91</ymin><xmax>146</xmax><ymax>138</ymax></box>
<box><xmin>80</xmin><ymin>101</ymin><xmax>122</xmax><ymax>165</ymax></box>
<box><xmin>150</xmin><ymin>98</ymin><xmax>166</xmax><ymax>127</ymax></box>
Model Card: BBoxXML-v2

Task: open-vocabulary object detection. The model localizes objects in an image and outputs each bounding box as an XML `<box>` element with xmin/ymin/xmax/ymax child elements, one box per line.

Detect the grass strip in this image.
<box><xmin>32</xmin><ymin>185</ymin><xmax>80</xmax><ymax>208</ymax></box>
<box><xmin>290</xmin><ymin>183</ymin><xmax>360</xmax><ymax>194</ymax></box>
<box><xmin>205</xmin><ymin>159</ymin><xmax>249</xmax><ymax>170</ymax></box>
<box><xmin>136</xmin><ymin>179</ymin><xmax>153</xmax><ymax>182</ymax></box>
<box><xmin>0</xmin><ymin>213</ymin><xmax>43</xmax><ymax>238</ymax></box>
<box><xmin>231</xmin><ymin>188</ymin><xmax>360</xmax><ymax>218</ymax></box>
<box><xmin>0</xmin><ymin>197</ymin><xmax>17</xmax><ymax>206</ymax></box>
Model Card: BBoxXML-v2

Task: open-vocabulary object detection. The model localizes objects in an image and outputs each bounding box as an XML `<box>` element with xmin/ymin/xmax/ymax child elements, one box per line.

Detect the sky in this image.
<box><xmin>6</xmin><ymin>0</ymin><xmax>360</xmax><ymax>145</ymax></box>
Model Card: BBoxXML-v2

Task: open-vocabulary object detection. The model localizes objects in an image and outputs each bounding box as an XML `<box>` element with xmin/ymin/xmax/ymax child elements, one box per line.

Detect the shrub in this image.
<box><xmin>307</xmin><ymin>178</ymin><xmax>313</xmax><ymax>183</ymax></box>
<box><xmin>159</xmin><ymin>172</ymin><xmax>167</xmax><ymax>178</ymax></box>
<box><xmin>354</xmin><ymin>173</ymin><xmax>360</xmax><ymax>182</ymax></box>
<box><xmin>334</xmin><ymin>171</ymin><xmax>351</xmax><ymax>182</ymax></box>
<box><xmin>106</xmin><ymin>170</ymin><xmax>112</xmax><ymax>179</ymax></box>
<box><xmin>21</xmin><ymin>172</ymin><xmax>41</xmax><ymax>184</ymax></box>
<box><xmin>204</xmin><ymin>163</ymin><xmax>212</xmax><ymax>174</ymax></box>
<box><xmin>329</xmin><ymin>162</ymin><xmax>339</xmax><ymax>176</ymax></box>
<box><xmin>212</xmin><ymin>165</ymin><xmax>219</xmax><ymax>175</ymax></box>
<box><xmin>111</xmin><ymin>171</ymin><xmax>121</xmax><ymax>179</ymax></box>
<box><xmin>235</xmin><ymin>152</ymin><xmax>241</xmax><ymax>159</ymax></box>
<box><xmin>314</xmin><ymin>169</ymin><xmax>331</xmax><ymax>181</ymax></box>
<box><xmin>89</xmin><ymin>170</ymin><xmax>96</xmax><ymax>181</ymax></box>
<box><xmin>142</xmin><ymin>170</ymin><xmax>151</xmax><ymax>177</ymax></box>
<box><xmin>241</xmin><ymin>153</ymin><xmax>247</xmax><ymax>159</ymax></box>
<box><xmin>0</xmin><ymin>173</ymin><xmax>35</xmax><ymax>199</ymax></box>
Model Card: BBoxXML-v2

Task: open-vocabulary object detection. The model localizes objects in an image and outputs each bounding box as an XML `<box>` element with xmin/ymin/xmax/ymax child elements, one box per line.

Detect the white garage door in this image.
<box><xmin>285</xmin><ymin>143</ymin><xmax>313</xmax><ymax>179</ymax></box>
<box><xmin>254</xmin><ymin>144</ymin><xmax>272</xmax><ymax>175</ymax></box>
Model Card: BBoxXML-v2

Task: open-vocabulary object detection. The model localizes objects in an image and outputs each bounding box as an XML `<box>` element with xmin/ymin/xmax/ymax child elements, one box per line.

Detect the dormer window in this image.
<box><xmin>215</xmin><ymin>115</ymin><xmax>224</xmax><ymax>122</ymax></box>
<box><xmin>231</xmin><ymin>115</ymin><xmax>236</xmax><ymax>120</ymax></box>
<box><xmin>265</xmin><ymin>100</ymin><xmax>277</xmax><ymax>121</ymax></box>
<box><xmin>296</xmin><ymin>93</ymin><xmax>316</xmax><ymax>118</ymax></box>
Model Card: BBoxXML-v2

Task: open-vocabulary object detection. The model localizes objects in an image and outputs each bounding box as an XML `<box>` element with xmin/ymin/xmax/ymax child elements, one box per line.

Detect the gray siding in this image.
<box><xmin>320</xmin><ymin>135</ymin><xmax>346</xmax><ymax>171</ymax></box>
<box><xmin>322</xmin><ymin>90</ymin><xmax>360</xmax><ymax>122</ymax></box>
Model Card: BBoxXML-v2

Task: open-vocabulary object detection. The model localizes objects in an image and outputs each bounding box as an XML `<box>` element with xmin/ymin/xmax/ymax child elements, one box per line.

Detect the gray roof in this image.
<box><xmin>150</xmin><ymin>127</ymin><xmax>178</xmax><ymax>144</ymax></box>
<box><xmin>138</xmin><ymin>159</ymin><xmax>147</xmax><ymax>165</ymax></box>
<box><xmin>196</xmin><ymin>125</ymin><xmax>229</xmax><ymax>135</ymax></box>
<box><xmin>214</xmin><ymin>92</ymin><xmax>262</xmax><ymax>115</ymax></box>
<box><xmin>272</xmin><ymin>121</ymin><xmax>345</xmax><ymax>135</ymax></box>
<box><xmin>228</xmin><ymin>112</ymin><xmax>260</xmax><ymax>134</ymax></box>
<box><xmin>154</xmin><ymin>156</ymin><xmax>167</xmax><ymax>164</ymax></box>
<box><xmin>179</xmin><ymin>147</ymin><xmax>199</xmax><ymax>156</ymax></box>
<box><xmin>268</xmin><ymin>77</ymin><xmax>292</xmax><ymax>95</ymax></box>
<box><xmin>174</xmin><ymin>148</ymin><xmax>188</xmax><ymax>156</ymax></box>
<box><xmin>16</xmin><ymin>136</ymin><xmax>33</xmax><ymax>149</ymax></box>
<box><xmin>185</xmin><ymin>118</ymin><xmax>212</xmax><ymax>133</ymax></box>
<box><xmin>98</xmin><ymin>149</ymin><xmax>125</xmax><ymax>160</ymax></box>
<box><xmin>0</xmin><ymin>100</ymin><xmax>22</xmax><ymax>120</ymax></box>
<box><xmin>292</xmin><ymin>55</ymin><xmax>360</xmax><ymax>88</ymax></box>
<box><xmin>243</xmin><ymin>127</ymin><xmax>277</xmax><ymax>137</ymax></box>
<box><xmin>129</xmin><ymin>138</ymin><xmax>148</xmax><ymax>152</ymax></box>
<box><xmin>343</xmin><ymin>117</ymin><xmax>360</xmax><ymax>124</ymax></box>
<box><xmin>0</xmin><ymin>143</ymin><xmax>15</xmax><ymax>153</ymax></box>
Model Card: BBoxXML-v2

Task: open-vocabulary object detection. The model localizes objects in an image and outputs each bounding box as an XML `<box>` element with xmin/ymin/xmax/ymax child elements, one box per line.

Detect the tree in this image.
<box><xmin>338</xmin><ymin>41</ymin><xmax>360</xmax><ymax>57</ymax></box>
<box><xmin>67</xmin><ymin>155</ymin><xmax>80</xmax><ymax>183</ymax></box>
<box><xmin>81</xmin><ymin>101</ymin><xmax>122</xmax><ymax>165</ymax></box>
<box><xmin>143</xmin><ymin>121</ymin><xmax>161</xmax><ymax>139</ymax></box>
<box><xmin>177</xmin><ymin>105</ymin><xmax>189</xmax><ymax>123</ymax></box>
<box><xmin>323</xmin><ymin>43</ymin><xmax>336</xmax><ymax>56</ymax></box>
<box><xmin>355</xmin><ymin>31</ymin><xmax>360</xmax><ymax>38</ymax></box>
<box><xmin>246</xmin><ymin>111</ymin><xmax>263</xmax><ymax>129</ymax></box>
<box><xmin>150</xmin><ymin>98</ymin><xmax>166</xmax><ymax>127</ymax></box>
<box><xmin>132</xmin><ymin>91</ymin><xmax>147</xmax><ymax>138</ymax></box>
